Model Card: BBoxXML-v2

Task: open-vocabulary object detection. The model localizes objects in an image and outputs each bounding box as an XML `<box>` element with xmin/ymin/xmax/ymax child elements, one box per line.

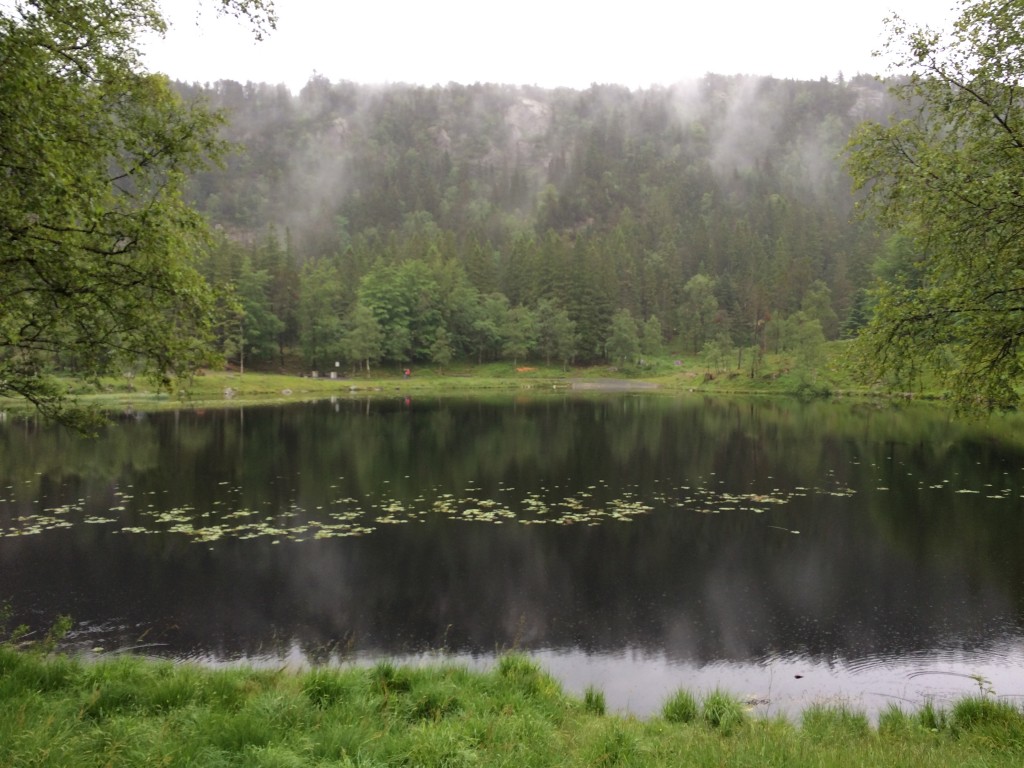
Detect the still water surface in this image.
<box><xmin>1</xmin><ymin>394</ymin><xmax>1023</xmax><ymax>718</ymax></box>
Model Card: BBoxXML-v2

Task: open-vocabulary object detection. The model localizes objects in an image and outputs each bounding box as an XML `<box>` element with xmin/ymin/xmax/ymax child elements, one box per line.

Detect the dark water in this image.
<box><xmin>2</xmin><ymin>394</ymin><xmax>1024</xmax><ymax>717</ymax></box>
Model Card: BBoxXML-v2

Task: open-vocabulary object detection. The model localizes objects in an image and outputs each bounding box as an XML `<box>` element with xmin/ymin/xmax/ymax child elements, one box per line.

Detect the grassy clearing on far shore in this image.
<box><xmin>1</xmin><ymin>341</ymin><xmax>926</xmax><ymax>417</ymax></box>
<box><xmin>2</xmin><ymin>647</ymin><xmax>1023</xmax><ymax>767</ymax></box>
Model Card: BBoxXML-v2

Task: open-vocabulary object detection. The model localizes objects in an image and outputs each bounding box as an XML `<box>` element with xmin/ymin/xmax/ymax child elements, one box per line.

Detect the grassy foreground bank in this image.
<box><xmin>3</xmin><ymin>648</ymin><xmax>1023</xmax><ymax>767</ymax></box>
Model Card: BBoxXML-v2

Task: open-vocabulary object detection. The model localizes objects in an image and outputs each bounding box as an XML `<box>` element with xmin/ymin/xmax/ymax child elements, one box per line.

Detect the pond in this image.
<box><xmin>1</xmin><ymin>394</ymin><xmax>1023</xmax><ymax>719</ymax></box>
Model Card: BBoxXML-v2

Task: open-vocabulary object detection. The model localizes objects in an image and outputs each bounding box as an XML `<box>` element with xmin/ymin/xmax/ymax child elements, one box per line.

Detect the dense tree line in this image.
<box><xmin>176</xmin><ymin>74</ymin><xmax>897</xmax><ymax>372</ymax></box>
<box><xmin>5</xmin><ymin>0</ymin><xmax>1019</xmax><ymax>420</ymax></box>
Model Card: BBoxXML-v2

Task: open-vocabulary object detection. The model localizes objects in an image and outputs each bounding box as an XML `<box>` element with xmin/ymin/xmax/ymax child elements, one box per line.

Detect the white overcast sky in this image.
<box><xmin>142</xmin><ymin>1</ymin><xmax>960</xmax><ymax>92</ymax></box>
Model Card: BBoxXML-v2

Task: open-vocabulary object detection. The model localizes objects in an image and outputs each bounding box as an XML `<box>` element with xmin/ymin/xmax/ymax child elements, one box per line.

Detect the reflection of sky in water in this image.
<box><xmin>532</xmin><ymin>646</ymin><xmax>1024</xmax><ymax>719</ymax></box>
<box><xmin>124</xmin><ymin>642</ymin><xmax>1024</xmax><ymax>721</ymax></box>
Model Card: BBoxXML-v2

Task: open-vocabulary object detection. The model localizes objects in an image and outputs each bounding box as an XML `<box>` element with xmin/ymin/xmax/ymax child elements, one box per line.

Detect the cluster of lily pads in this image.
<box><xmin>0</xmin><ymin>476</ymin><xmax>866</xmax><ymax>544</ymax></box>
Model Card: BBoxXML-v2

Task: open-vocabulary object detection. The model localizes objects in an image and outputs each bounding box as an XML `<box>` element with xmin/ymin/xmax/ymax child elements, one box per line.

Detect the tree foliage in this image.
<box><xmin>640</xmin><ymin>316</ymin><xmax>664</xmax><ymax>359</ymax></box>
<box><xmin>4</xmin><ymin>1</ymin><xmax>925</xmax><ymax>392</ymax></box>
<box><xmin>235</xmin><ymin>255</ymin><xmax>285</xmax><ymax>366</ymax></box>
<box><xmin>535</xmin><ymin>298</ymin><xmax>577</xmax><ymax>369</ymax></box>
<box><xmin>183</xmin><ymin>73</ymin><xmax>894</xmax><ymax>369</ymax></box>
<box><xmin>605</xmin><ymin>309</ymin><xmax>640</xmax><ymax>367</ymax></box>
<box><xmin>0</xmin><ymin>0</ymin><xmax>273</xmax><ymax>426</ymax></box>
<box><xmin>678</xmin><ymin>274</ymin><xmax>719</xmax><ymax>355</ymax></box>
<box><xmin>343</xmin><ymin>303</ymin><xmax>383</xmax><ymax>373</ymax></box>
<box><xmin>297</xmin><ymin>257</ymin><xmax>345</xmax><ymax>370</ymax></box>
<box><xmin>847</xmin><ymin>0</ymin><xmax>1024</xmax><ymax>409</ymax></box>
<box><xmin>502</xmin><ymin>306</ymin><xmax>538</xmax><ymax>367</ymax></box>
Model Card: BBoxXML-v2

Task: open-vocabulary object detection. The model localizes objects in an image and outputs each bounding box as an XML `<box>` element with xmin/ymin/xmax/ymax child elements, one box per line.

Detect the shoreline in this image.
<box><xmin>2</xmin><ymin>645</ymin><xmax>1022</xmax><ymax>766</ymax></box>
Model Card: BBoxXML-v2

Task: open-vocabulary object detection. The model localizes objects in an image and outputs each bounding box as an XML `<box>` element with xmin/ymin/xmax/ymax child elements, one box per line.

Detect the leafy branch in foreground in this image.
<box><xmin>847</xmin><ymin>0</ymin><xmax>1024</xmax><ymax>410</ymax></box>
<box><xmin>0</xmin><ymin>1</ymin><xmax>272</xmax><ymax>429</ymax></box>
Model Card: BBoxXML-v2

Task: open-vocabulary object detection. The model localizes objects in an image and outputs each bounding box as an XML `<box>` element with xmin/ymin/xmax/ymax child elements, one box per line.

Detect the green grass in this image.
<box><xmin>0</xmin><ymin>341</ymin><xmax>927</xmax><ymax>420</ymax></box>
<box><xmin>661</xmin><ymin>688</ymin><xmax>699</xmax><ymax>724</ymax></box>
<box><xmin>3</xmin><ymin>647</ymin><xmax>1024</xmax><ymax>767</ymax></box>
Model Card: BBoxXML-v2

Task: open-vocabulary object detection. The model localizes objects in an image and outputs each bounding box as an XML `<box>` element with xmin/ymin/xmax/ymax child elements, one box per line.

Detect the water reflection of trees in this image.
<box><xmin>1</xmin><ymin>396</ymin><xmax>1022</xmax><ymax>665</ymax></box>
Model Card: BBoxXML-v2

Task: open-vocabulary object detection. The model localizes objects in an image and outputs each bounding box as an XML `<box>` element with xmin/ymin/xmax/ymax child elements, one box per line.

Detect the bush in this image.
<box><xmin>301</xmin><ymin>669</ymin><xmax>352</xmax><ymax>709</ymax></box>
<box><xmin>701</xmin><ymin>690</ymin><xmax>747</xmax><ymax>732</ymax></box>
<box><xmin>950</xmin><ymin>696</ymin><xmax>1024</xmax><ymax>741</ymax></box>
<box><xmin>918</xmin><ymin>699</ymin><xmax>949</xmax><ymax>732</ymax></box>
<box><xmin>370</xmin><ymin>660</ymin><xmax>412</xmax><ymax>696</ymax></box>
<box><xmin>662</xmin><ymin>689</ymin><xmax>699</xmax><ymax>724</ymax></box>
<box><xmin>584</xmin><ymin>685</ymin><xmax>606</xmax><ymax>716</ymax></box>
<box><xmin>497</xmin><ymin>654</ymin><xmax>549</xmax><ymax>697</ymax></box>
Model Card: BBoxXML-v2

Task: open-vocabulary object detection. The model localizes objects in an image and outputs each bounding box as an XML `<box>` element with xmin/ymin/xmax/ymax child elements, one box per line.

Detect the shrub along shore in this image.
<box><xmin>2</xmin><ymin>646</ymin><xmax>1023</xmax><ymax>767</ymax></box>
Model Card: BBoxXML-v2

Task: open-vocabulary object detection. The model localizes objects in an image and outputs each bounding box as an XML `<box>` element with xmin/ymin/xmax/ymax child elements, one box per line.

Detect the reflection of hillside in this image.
<box><xmin>0</xmin><ymin>397</ymin><xmax>1022</xmax><ymax>669</ymax></box>
<box><xmin>3</xmin><ymin>503</ymin><xmax>1016</xmax><ymax>665</ymax></box>
<box><xmin>857</xmin><ymin>434</ymin><xmax>1024</xmax><ymax>617</ymax></box>
<box><xmin>0</xmin><ymin>413</ymin><xmax>163</xmax><ymax>492</ymax></box>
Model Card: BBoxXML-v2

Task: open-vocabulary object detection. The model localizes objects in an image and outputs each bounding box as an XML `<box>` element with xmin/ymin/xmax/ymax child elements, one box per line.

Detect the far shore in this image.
<box><xmin>0</xmin><ymin>344</ymin><xmax>949</xmax><ymax>419</ymax></box>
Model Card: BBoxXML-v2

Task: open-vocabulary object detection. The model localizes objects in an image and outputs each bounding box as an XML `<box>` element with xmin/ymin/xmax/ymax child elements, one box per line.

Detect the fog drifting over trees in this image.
<box><xmin>180</xmin><ymin>74</ymin><xmax>898</xmax><ymax>369</ymax></box>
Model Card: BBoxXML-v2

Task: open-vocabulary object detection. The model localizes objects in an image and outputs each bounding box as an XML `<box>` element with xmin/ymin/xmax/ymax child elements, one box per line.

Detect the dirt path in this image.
<box><xmin>568</xmin><ymin>379</ymin><xmax>659</xmax><ymax>391</ymax></box>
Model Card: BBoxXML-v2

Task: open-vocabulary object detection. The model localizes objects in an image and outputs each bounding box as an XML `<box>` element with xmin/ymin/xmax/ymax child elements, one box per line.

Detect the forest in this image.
<box><xmin>179</xmin><ymin>74</ymin><xmax>901</xmax><ymax>373</ymax></box>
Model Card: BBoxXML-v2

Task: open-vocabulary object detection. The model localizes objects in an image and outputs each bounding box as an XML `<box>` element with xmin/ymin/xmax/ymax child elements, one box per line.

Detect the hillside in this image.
<box><xmin>172</xmin><ymin>75</ymin><xmax>901</xmax><ymax>371</ymax></box>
